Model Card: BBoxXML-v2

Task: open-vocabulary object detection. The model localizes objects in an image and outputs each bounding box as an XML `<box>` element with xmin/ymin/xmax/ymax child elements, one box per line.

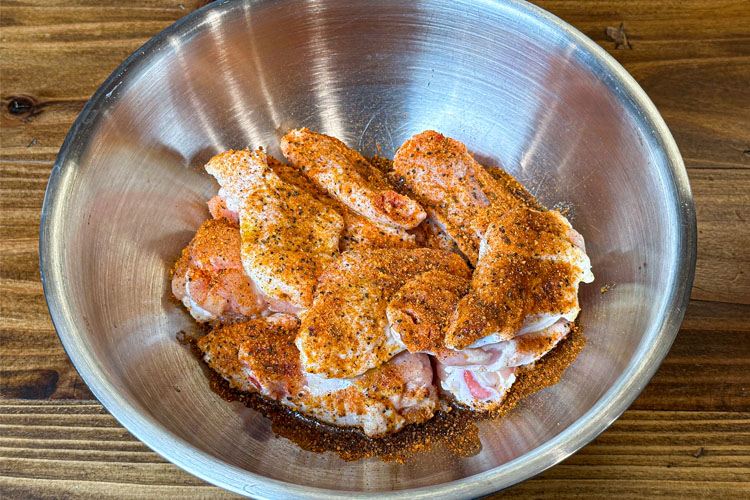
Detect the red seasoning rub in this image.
<box><xmin>445</xmin><ymin>207</ymin><xmax>593</xmax><ymax>350</ymax></box>
<box><xmin>280</xmin><ymin>128</ymin><xmax>427</xmax><ymax>230</ymax></box>
<box><xmin>386</xmin><ymin>270</ymin><xmax>470</xmax><ymax>356</ymax></box>
<box><xmin>296</xmin><ymin>248</ymin><xmax>472</xmax><ymax>379</ymax></box>
<box><xmin>204</xmin><ymin>148</ymin><xmax>344</xmax><ymax>311</ymax></box>
<box><xmin>392</xmin><ymin>130</ymin><xmax>534</xmax><ymax>264</ymax></box>
<box><xmin>171</xmin><ymin>218</ymin><xmax>266</xmax><ymax>323</ymax></box>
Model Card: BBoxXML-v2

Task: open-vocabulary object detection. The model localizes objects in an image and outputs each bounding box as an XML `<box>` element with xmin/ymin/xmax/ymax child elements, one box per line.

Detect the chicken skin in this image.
<box><xmin>204</xmin><ymin>149</ymin><xmax>344</xmax><ymax>311</ymax></box>
<box><xmin>386</xmin><ymin>270</ymin><xmax>470</xmax><ymax>356</ymax></box>
<box><xmin>392</xmin><ymin>130</ymin><xmax>536</xmax><ymax>263</ymax></box>
<box><xmin>198</xmin><ymin>316</ymin><xmax>437</xmax><ymax>437</ymax></box>
<box><xmin>445</xmin><ymin>207</ymin><xmax>593</xmax><ymax>350</ymax></box>
<box><xmin>280</xmin><ymin>128</ymin><xmax>426</xmax><ymax>230</ymax></box>
<box><xmin>296</xmin><ymin>248</ymin><xmax>472</xmax><ymax>379</ymax></box>
<box><xmin>268</xmin><ymin>155</ymin><xmax>417</xmax><ymax>251</ymax></box>
<box><xmin>171</xmin><ymin>218</ymin><xmax>266</xmax><ymax>323</ymax></box>
<box><xmin>436</xmin><ymin>319</ymin><xmax>571</xmax><ymax>410</ymax></box>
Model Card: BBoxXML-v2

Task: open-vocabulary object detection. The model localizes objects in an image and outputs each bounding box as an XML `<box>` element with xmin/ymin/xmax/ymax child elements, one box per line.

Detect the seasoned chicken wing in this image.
<box><xmin>280</xmin><ymin>128</ymin><xmax>426</xmax><ymax>230</ymax></box>
<box><xmin>204</xmin><ymin>149</ymin><xmax>344</xmax><ymax>311</ymax></box>
<box><xmin>198</xmin><ymin>317</ymin><xmax>437</xmax><ymax>437</ymax></box>
<box><xmin>386</xmin><ymin>270</ymin><xmax>470</xmax><ymax>356</ymax></box>
<box><xmin>300</xmin><ymin>351</ymin><xmax>437</xmax><ymax>437</ymax></box>
<box><xmin>268</xmin><ymin>155</ymin><xmax>417</xmax><ymax>250</ymax></box>
<box><xmin>207</xmin><ymin>156</ymin><xmax>415</xmax><ymax>250</ymax></box>
<box><xmin>198</xmin><ymin>314</ymin><xmax>301</xmax><ymax>396</ymax></box>
<box><xmin>296</xmin><ymin>248</ymin><xmax>472</xmax><ymax>378</ymax></box>
<box><xmin>171</xmin><ymin>218</ymin><xmax>266</xmax><ymax>323</ymax></box>
<box><xmin>392</xmin><ymin>130</ymin><xmax>536</xmax><ymax>263</ymax></box>
<box><xmin>445</xmin><ymin>207</ymin><xmax>594</xmax><ymax>350</ymax></box>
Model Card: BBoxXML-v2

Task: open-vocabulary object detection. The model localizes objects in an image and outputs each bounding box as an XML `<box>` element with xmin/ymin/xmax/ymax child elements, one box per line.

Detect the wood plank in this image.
<box><xmin>0</xmin><ymin>478</ymin><xmax>242</xmax><ymax>500</ymax></box>
<box><xmin>533</xmin><ymin>0</ymin><xmax>750</xmax><ymax>172</ymax></box>
<box><xmin>632</xmin><ymin>302</ymin><xmax>750</xmax><ymax>411</ymax></box>
<box><xmin>0</xmin><ymin>1</ymin><xmax>211</xmax><ymax>161</ymax></box>
<box><xmin>0</xmin><ymin>402</ymin><xmax>747</xmax><ymax>499</ymax></box>
<box><xmin>1</xmin><ymin>0</ymin><xmax>748</xmax><ymax>168</ymax></box>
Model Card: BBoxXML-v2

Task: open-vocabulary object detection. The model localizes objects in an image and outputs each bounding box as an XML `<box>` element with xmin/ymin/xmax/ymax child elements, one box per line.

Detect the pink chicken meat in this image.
<box><xmin>171</xmin><ymin>218</ymin><xmax>266</xmax><ymax>323</ymax></box>
<box><xmin>198</xmin><ymin>316</ymin><xmax>437</xmax><ymax>437</ymax></box>
<box><xmin>280</xmin><ymin>128</ymin><xmax>426</xmax><ymax>230</ymax></box>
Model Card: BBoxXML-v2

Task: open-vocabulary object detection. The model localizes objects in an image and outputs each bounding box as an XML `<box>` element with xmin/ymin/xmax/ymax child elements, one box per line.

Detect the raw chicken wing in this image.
<box><xmin>171</xmin><ymin>218</ymin><xmax>266</xmax><ymax>323</ymax></box>
<box><xmin>296</xmin><ymin>248</ymin><xmax>471</xmax><ymax>378</ymax></box>
<box><xmin>445</xmin><ymin>207</ymin><xmax>594</xmax><ymax>350</ymax></box>
<box><xmin>207</xmin><ymin>156</ymin><xmax>415</xmax><ymax>250</ymax></box>
<box><xmin>300</xmin><ymin>351</ymin><xmax>437</xmax><ymax>437</ymax></box>
<box><xmin>392</xmin><ymin>130</ymin><xmax>536</xmax><ymax>263</ymax></box>
<box><xmin>281</xmin><ymin>128</ymin><xmax>426</xmax><ymax>229</ymax></box>
<box><xmin>204</xmin><ymin>149</ymin><xmax>344</xmax><ymax>311</ymax></box>
<box><xmin>198</xmin><ymin>314</ymin><xmax>301</xmax><ymax>396</ymax></box>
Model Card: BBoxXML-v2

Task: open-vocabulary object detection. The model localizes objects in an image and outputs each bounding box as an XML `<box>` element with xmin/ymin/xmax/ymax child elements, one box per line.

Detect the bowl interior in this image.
<box><xmin>42</xmin><ymin>0</ymin><xmax>693</xmax><ymax>498</ymax></box>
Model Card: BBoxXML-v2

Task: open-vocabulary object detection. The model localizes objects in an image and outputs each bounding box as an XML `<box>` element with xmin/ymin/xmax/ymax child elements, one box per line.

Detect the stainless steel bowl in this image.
<box><xmin>40</xmin><ymin>0</ymin><xmax>696</xmax><ymax>498</ymax></box>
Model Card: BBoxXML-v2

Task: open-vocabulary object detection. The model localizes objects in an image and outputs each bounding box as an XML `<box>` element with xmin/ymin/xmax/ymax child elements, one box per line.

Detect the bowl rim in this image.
<box><xmin>39</xmin><ymin>0</ymin><xmax>697</xmax><ymax>498</ymax></box>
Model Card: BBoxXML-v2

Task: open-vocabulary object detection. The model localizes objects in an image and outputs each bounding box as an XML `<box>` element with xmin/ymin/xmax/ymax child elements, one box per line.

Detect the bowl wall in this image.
<box><xmin>41</xmin><ymin>0</ymin><xmax>695</xmax><ymax>498</ymax></box>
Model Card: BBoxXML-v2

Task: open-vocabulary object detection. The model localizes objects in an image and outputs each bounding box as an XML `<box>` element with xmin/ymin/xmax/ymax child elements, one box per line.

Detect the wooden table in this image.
<box><xmin>1</xmin><ymin>1</ymin><xmax>749</xmax><ymax>498</ymax></box>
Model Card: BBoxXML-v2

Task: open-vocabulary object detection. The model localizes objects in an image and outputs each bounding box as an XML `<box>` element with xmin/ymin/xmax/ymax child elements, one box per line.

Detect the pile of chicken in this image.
<box><xmin>172</xmin><ymin>129</ymin><xmax>593</xmax><ymax>438</ymax></box>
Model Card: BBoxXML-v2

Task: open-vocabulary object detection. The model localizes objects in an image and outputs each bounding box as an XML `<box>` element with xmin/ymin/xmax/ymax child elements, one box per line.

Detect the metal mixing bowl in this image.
<box><xmin>40</xmin><ymin>0</ymin><xmax>696</xmax><ymax>498</ymax></box>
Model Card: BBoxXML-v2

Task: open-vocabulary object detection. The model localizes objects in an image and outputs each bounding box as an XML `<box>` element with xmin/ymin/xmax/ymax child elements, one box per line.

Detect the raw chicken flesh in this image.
<box><xmin>281</xmin><ymin>128</ymin><xmax>427</xmax><ymax>230</ymax></box>
<box><xmin>171</xmin><ymin>218</ymin><xmax>266</xmax><ymax>323</ymax></box>
<box><xmin>436</xmin><ymin>364</ymin><xmax>518</xmax><ymax>412</ymax></box>
<box><xmin>435</xmin><ymin>319</ymin><xmax>571</xmax><ymax>410</ymax></box>
<box><xmin>198</xmin><ymin>316</ymin><xmax>437</xmax><ymax>437</ymax></box>
<box><xmin>204</xmin><ymin>148</ymin><xmax>344</xmax><ymax>311</ymax></box>
<box><xmin>296</xmin><ymin>248</ymin><xmax>471</xmax><ymax>379</ymax></box>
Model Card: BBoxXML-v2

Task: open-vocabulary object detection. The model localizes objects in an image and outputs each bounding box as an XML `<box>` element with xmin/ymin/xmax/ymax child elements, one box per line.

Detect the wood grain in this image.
<box><xmin>1</xmin><ymin>401</ymin><xmax>748</xmax><ymax>499</ymax></box>
<box><xmin>1</xmin><ymin>0</ymin><xmax>749</xmax><ymax>498</ymax></box>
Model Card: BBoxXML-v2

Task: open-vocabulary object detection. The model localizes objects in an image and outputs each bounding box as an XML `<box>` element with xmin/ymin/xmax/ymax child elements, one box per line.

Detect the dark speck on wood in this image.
<box><xmin>605</xmin><ymin>22</ymin><xmax>633</xmax><ymax>50</ymax></box>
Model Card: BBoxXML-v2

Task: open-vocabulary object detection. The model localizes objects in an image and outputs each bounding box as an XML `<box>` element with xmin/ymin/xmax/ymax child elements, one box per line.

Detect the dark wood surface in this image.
<box><xmin>1</xmin><ymin>1</ymin><xmax>749</xmax><ymax>498</ymax></box>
